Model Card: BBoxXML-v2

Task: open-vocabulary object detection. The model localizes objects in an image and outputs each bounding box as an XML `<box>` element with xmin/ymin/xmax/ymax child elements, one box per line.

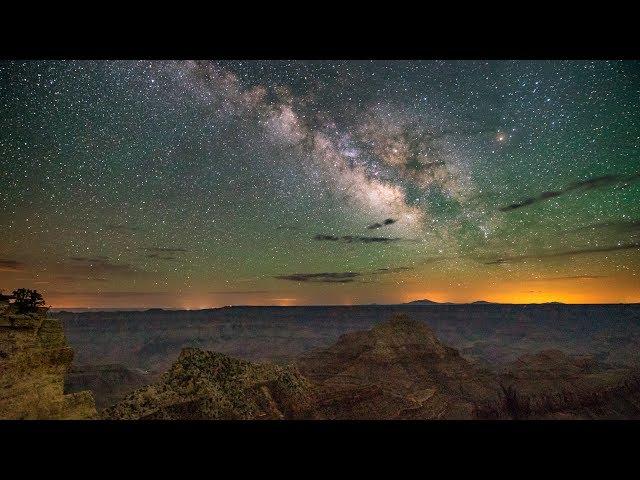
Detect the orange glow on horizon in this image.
<box><xmin>403</xmin><ymin>276</ymin><xmax>639</xmax><ymax>305</ymax></box>
<box><xmin>14</xmin><ymin>273</ymin><xmax>639</xmax><ymax>309</ymax></box>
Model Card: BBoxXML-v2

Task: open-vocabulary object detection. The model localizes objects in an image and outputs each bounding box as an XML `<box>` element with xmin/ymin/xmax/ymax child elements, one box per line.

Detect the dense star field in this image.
<box><xmin>0</xmin><ymin>60</ymin><xmax>638</xmax><ymax>307</ymax></box>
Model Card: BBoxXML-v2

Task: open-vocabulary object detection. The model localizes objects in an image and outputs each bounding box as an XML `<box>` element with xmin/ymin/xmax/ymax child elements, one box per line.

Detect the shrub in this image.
<box><xmin>12</xmin><ymin>288</ymin><xmax>45</xmax><ymax>314</ymax></box>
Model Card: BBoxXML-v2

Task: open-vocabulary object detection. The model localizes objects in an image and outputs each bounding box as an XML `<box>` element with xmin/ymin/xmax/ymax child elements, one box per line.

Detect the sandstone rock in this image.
<box><xmin>0</xmin><ymin>311</ymin><xmax>96</xmax><ymax>419</ymax></box>
<box><xmin>297</xmin><ymin>314</ymin><xmax>498</xmax><ymax>419</ymax></box>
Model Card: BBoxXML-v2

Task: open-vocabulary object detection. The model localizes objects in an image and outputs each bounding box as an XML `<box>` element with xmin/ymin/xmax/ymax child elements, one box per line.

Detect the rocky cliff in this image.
<box><xmin>297</xmin><ymin>314</ymin><xmax>498</xmax><ymax>419</ymax></box>
<box><xmin>98</xmin><ymin>314</ymin><xmax>640</xmax><ymax>420</ymax></box>
<box><xmin>65</xmin><ymin>364</ymin><xmax>158</xmax><ymax>410</ymax></box>
<box><xmin>0</xmin><ymin>310</ymin><xmax>96</xmax><ymax>419</ymax></box>
<box><xmin>106</xmin><ymin>315</ymin><xmax>499</xmax><ymax>420</ymax></box>
<box><xmin>104</xmin><ymin>348</ymin><xmax>317</xmax><ymax>419</ymax></box>
<box><xmin>474</xmin><ymin>349</ymin><xmax>640</xmax><ymax>419</ymax></box>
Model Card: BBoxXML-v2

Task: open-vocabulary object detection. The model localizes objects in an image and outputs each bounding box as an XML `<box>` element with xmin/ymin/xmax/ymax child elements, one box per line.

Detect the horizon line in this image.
<box><xmin>49</xmin><ymin>301</ymin><xmax>640</xmax><ymax>311</ymax></box>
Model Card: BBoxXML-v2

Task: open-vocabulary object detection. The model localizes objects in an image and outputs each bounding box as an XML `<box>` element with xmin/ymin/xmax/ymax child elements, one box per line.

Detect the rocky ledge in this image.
<box><xmin>103</xmin><ymin>348</ymin><xmax>317</xmax><ymax>419</ymax></box>
<box><xmin>0</xmin><ymin>311</ymin><xmax>96</xmax><ymax>419</ymax></box>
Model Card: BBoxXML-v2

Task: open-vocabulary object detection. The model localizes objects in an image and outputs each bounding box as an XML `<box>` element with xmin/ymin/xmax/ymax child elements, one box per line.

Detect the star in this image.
<box><xmin>0</xmin><ymin>60</ymin><xmax>637</xmax><ymax>307</ymax></box>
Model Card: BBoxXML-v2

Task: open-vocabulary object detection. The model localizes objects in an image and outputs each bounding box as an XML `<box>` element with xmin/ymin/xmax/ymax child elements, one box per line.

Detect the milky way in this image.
<box><xmin>0</xmin><ymin>60</ymin><xmax>638</xmax><ymax>307</ymax></box>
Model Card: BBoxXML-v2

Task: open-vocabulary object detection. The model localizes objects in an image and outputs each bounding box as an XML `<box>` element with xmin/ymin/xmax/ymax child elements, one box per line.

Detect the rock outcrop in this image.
<box><xmin>0</xmin><ymin>310</ymin><xmax>96</xmax><ymax>419</ymax></box>
<box><xmin>103</xmin><ymin>348</ymin><xmax>317</xmax><ymax>419</ymax></box>
<box><xmin>474</xmin><ymin>349</ymin><xmax>640</xmax><ymax>419</ymax></box>
<box><xmin>297</xmin><ymin>314</ymin><xmax>498</xmax><ymax>419</ymax></box>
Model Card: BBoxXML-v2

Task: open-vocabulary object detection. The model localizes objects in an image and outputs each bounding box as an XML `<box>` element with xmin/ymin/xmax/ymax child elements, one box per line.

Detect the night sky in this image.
<box><xmin>1</xmin><ymin>60</ymin><xmax>639</xmax><ymax>308</ymax></box>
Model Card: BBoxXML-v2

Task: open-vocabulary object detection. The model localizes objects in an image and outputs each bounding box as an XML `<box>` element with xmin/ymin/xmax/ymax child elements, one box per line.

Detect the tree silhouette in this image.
<box><xmin>12</xmin><ymin>288</ymin><xmax>45</xmax><ymax>313</ymax></box>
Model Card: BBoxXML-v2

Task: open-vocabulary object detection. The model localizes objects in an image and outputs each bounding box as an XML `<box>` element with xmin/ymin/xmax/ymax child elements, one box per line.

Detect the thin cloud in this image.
<box><xmin>313</xmin><ymin>234</ymin><xmax>405</xmax><ymax>244</ymax></box>
<box><xmin>375</xmin><ymin>266</ymin><xmax>413</xmax><ymax>273</ymax></box>
<box><xmin>274</xmin><ymin>266</ymin><xmax>415</xmax><ymax>284</ymax></box>
<box><xmin>69</xmin><ymin>256</ymin><xmax>110</xmax><ymax>262</ymax></box>
<box><xmin>209</xmin><ymin>290</ymin><xmax>271</xmax><ymax>295</ymax></box>
<box><xmin>314</xmin><ymin>234</ymin><xmax>340</xmax><ymax>241</ymax></box>
<box><xmin>51</xmin><ymin>275</ymin><xmax>108</xmax><ymax>283</ymax></box>
<box><xmin>0</xmin><ymin>259</ymin><xmax>25</xmax><ymax>272</ymax></box>
<box><xmin>342</xmin><ymin>235</ymin><xmax>403</xmax><ymax>244</ymax></box>
<box><xmin>366</xmin><ymin>218</ymin><xmax>397</xmax><ymax>230</ymax></box>
<box><xmin>569</xmin><ymin>219</ymin><xmax>640</xmax><ymax>234</ymax></box>
<box><xmin>61</xmin><ymin>257</ymin><xmax>142</xmax><ymax>276</ymax></box>
<box><xmin>45</xmin><ymin>291</ymin><xmax>168</xmax><ymax>298</ymax></box>
<box><xmin>105</xmin><ymin>224</ymin><xmax>138</xmax><ymax>233</ymax></box>
<box><xmin>486</xmin><ymin>243</ymin><xmax>640</xmax><ymax>264</ymax></box>
<box><xmin>525</xmin><ymin>275</ymin><xmax>609</xmax><ymax>282</ymax></box>
<box><xmin>500</xmin><ymin>172</ymin><xmax>640</xmax><ymax>212</ymax></box>
<box><xmin>274</xmin><ymin>272</ymin><xmax>361</xmax><ymax>283</ymax></box>
<box><xmin>146</xmin><ymin>253</ymin><xmax>176</xmax><ymax>260</ymax></box>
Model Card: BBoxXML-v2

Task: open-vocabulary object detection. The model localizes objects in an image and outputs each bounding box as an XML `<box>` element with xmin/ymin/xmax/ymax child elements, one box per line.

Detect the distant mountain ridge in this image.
<box><xmin>405</xmin><ymin>299</ymin><xmax>447</xmax><ymax>305</ymax></box>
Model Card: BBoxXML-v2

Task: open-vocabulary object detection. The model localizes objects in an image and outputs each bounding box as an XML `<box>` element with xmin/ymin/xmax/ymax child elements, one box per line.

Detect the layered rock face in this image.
<box><xmin>106</xmin><ymin>316</ymin><xmax>499</xmax><ymax>420</ymax></box>
<box><xmin>103</xmin><ymin>348</ymin><xmax>317</xmax><ymax>419</ymax></box>
<box><xmin>475</xmin><ymin>349</ymin><xmax>640</xmax><ymax>419</ymax></box>
<box><xmin>297</xmin><ymin>315</ymin><xmax>498</xmax><ymax>419</ymax></box>
<box><xmin>65</xmin><ymin>364</ymin><xmax>158</xmax><ymax>410</ymax></box>
<box><xmin>96</xmin><ymin>314</ymin><xmax>640</xmax><ymax>420</ymax></box>
<box><xmin>0</xmin><ymin>310</ymin><xmax>96</xmax><ymax>419</ymax></box>
<box><xmin>504</xmin><ymin>349</ymin><xmax>631</xmax><ymax>393</ymax></box>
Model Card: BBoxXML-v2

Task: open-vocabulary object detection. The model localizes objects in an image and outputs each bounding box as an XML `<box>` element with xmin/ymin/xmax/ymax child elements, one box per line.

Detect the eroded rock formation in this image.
<box><xmin>0</xmin><ymin>310</ymin><xmax>96</xmax><ymax>419</ymax></box>
<box><xmin>104</xmin><ymin>348</ymin><xmax>317</xmax><ymax>419</ymax></box>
